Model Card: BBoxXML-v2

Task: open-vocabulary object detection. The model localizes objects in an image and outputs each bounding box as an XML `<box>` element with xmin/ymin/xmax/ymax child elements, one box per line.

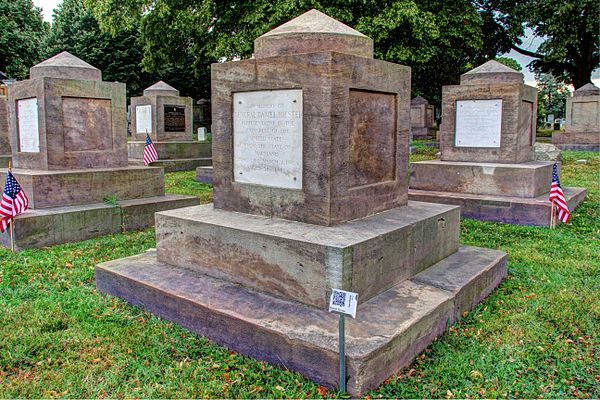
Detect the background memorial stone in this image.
<box><xmin>410</xmin><ymin>96</ymin><xmax>436</xmax><ymax>140</ymax></box>
<box><xmin>552</xmin><ymin>83</ymin><xmax>600</xmax><ymax>151</ymax></box>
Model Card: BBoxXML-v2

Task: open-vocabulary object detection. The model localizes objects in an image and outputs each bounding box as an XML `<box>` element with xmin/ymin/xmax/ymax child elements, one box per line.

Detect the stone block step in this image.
<box><xmin>95</xmin><ymin>245</ymin><xmax>507</xmax><ymax>396</ymax></box>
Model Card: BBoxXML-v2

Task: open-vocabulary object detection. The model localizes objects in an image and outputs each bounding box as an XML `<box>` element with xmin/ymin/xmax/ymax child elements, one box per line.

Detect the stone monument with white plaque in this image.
<box><xmin>552</xmin><ymin>83</ymin><xmax>600</xmax><ymax>151</ymax></box>
<box><xmin>409</xmin><ymin>60</ymin><xmax>586</xmax><ymax>225</ymax></box>
<box><xmin>0</xmin><ymin>52</ymin><xmax>198</xmax><ymax>250</ymax></box>
<box><xmin>96</xmin><ymin>10</ymin><xmax>508</xmax><ymax>395</ymax></box>
<box><xmin>128</xmin><ymin>81</ymin><xmax>212</xmax><ymax>171</ymax></box>
<box><xmin>410</xmin><ymin>96</ymin><xmax>436</xmax><ymax>139</ymax></box>
<box><xmin>0</xmin><ymin>93</ymin><xmax>10</xmax><ymax>167</ymax></box>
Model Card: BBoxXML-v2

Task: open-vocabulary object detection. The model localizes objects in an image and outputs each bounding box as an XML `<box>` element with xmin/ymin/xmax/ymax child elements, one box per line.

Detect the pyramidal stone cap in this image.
<box><xmin>411</xmin><ymin>96</ymin><xmax>430</xmax><ymax>105</ymax></box>
<box><xmin>573</xmin><ymin>82</ymin><xmax>600</xmax><ymax>96</ymax></box>
<box><xmin>254</xmin><ymin>9</ymin><xmax>373</xmax><ymax>59</ymax></box>
<box><xmin>460</xmin><ymin>60</ymin><xmax>524</xmax><ymax>85</ymax></box>
<box><xmin>30</xmin><ymin>51</ymin><xmax>102</xmax><ymax>81</ymax></box>
<box><xmin>143</xmin><ymin>81</ymin><xmax>180</xmax><ymax>97</ymax></box>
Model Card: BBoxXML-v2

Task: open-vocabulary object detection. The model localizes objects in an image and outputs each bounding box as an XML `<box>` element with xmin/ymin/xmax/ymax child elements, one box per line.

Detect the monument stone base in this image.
<box><xmin>411</xmin><ymin>127</ymin><xmax>437</xmax><ymax>140</ymax></box>
<box><xmin>0</xmin><ymin>155</ymin><xmax>10</xmax><ymax>168</ymax></box>
<box><xmin>128</xmin><ymin>141</ymin><xmax>212</xmax><ymax>172</ymax></box>
<box><xmin>195</xmin><ymin>166</ymin><xmax>213</xmax><ymax>185</ymax></box>
<box><xmin>552</xmin><ymin>131</ymin><xmax>600</xmax><ymax>152</ymax></box>
<box><xmin>408</xmin><ymin>187</ymin><xmax>586</xmax><ymax>226</ymax></box>
<box><xmin>96</xmin><ymin>201</ymin><xmax>507</xmax><ymax>395</ymax></box>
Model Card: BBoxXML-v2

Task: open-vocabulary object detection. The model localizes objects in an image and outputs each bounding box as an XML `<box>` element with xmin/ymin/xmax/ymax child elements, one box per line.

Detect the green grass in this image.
<box><xmin>164</xmin><ymin>170</ymin><xmax>213</xmax><ymax>203</ymax></box>
<box><xmin>1</xmin><ymin>153</ymin><xmax>598</xmax><ymax>398</ymax></box>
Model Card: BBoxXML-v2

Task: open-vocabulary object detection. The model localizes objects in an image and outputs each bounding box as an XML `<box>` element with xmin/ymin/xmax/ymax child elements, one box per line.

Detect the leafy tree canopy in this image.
<box><xmin>0</xmin><ymin>0</ymin><xmax>48</xmax><ymax>79</ymax></box>
<box><xmin>536</xmin><ymin>72</ymin><xmax>571</xmax><ymax>122</ymax></box>
<box><xmin>85</xmin><ymin>0</ymin><xmax>508</xmax><ymax>104</ymax></box>
<box><xmin>478</xmin><ymin>0</ymin><xmax>599</xmax><ymax>89</ymax></box>
<box><xmin>494</xmin><ymin>56</ymin><xmax>522</xmax><ymax>71</ymax></box>
<box><xmin>45</xmin><ymin>0</ymin><xmax>204</xmax><ymax>99</ymax></box>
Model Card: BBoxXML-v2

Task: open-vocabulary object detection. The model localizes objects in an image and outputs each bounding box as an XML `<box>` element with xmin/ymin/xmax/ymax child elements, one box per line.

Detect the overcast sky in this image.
<box><xmin>33</xmin><ymin>0</ymin><xmax>62</xmax><ymax>22</ymax></box>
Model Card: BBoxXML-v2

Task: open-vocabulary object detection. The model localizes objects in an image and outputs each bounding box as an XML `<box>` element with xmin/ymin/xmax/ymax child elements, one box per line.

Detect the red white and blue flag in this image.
<box><xmin>0</xmin><ymin>171</ymin><xmax>29</xmax><ymax>232</ymax></box>
<box><xmin>143</xmin><ymin>133</ymin><xmax>159</xmax><ymax>165</ymax></box>
<box><xmin>549</xmin><ymin>163</ymin><xmax>570</xmax><ymax>224</ymax></box>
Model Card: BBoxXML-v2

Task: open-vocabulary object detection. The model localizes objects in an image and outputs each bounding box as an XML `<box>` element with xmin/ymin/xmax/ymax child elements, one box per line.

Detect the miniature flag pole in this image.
<box><xmin>328</xmin><ymin>288</ymin><xmax>358</xmax><ymax>394</ymax></box>
<box><xmin>8</xmin><ymin>160</ymin><xmax>14</xmax><ymax>252</ymax></box>
<box><xmin>550</xmin><ymin>201</ymin><xmax>556</xmax><ymax>229</ymax></box>
<box><xmin>1</xmin><ymin>160</ymin><xmax>29</xmax><ymax>252</ymax></box>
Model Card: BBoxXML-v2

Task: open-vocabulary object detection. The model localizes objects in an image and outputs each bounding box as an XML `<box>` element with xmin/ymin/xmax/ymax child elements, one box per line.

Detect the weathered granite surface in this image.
<box><xmin>534</xmin><ymin>142</ymin><xmax>562</xmax><ymax>162</ymax></box>
<box><xmin>96</xmin><ymin>246</ymin><xmax>507</xmax><ymax>396</ymax></box>
<box><xmin>552</xmin><ymin>84</ymin><xmax>600</xmax><ymax>151</ymax></box>
<box><xmin>410</xmin><ymin>96</ymin><xmax>435</xmax><ymax>139</ymax></box>
<box><xmin>128</xmin><ymin>141</ymin><xmax>211</xmax><ymax>160</ymax></box>
<box><xmin>156</xmin><ymin>202</ymin><xmax>460</xmax><ymax>308</ymax></box>
<box><xmin>196</xmin><ymin>166</ymin><xmax>214</xmax><ymax>185</ymax></box>
<box><xmin>440</xmin><ymin>60</ymin><xmax>537</xmax><ymax>164</ymax></box>
<box><xmin>30</xmin><ymin>51</ymin><xmax>102</xmax><ymax>81</ymax></box>
<box><xmin>0</xmin><ymin>95</ymin><xmax>10</xmax><ymax>155</ymax></box>
<box><xmin>410</xmin><ymin>160</ymin><xmax>554</xmax><ymax>198</ymax></box>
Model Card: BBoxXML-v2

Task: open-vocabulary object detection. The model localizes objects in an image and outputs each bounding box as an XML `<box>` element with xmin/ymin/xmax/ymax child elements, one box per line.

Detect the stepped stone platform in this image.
<box><xmin>128</xmin><ymin>141</ymin><xmax>212</xmax><ymax>172</ymax></box>
<box><xmin>552</xmin><ymin>132</ymin><xmax>600</xmax><ymax>151</ymax></box>
<box><xmin>97</xmin><ymin>201</ymin><xmax>507</xmax><ymax>395</ymax></box>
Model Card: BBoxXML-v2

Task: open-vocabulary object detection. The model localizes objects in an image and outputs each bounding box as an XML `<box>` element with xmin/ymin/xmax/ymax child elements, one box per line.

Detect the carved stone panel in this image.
<box><xmin>62</xmin><ymin>97</ymin><xmax>113</xmax><ymax>152</ymax></box>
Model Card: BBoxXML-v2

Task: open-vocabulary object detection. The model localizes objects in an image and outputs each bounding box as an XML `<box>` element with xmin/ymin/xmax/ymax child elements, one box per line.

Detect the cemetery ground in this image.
<box><xmin>0</xmin><ymin>151</ymin><xmax>598</xmax><ymax>398</ymax></box>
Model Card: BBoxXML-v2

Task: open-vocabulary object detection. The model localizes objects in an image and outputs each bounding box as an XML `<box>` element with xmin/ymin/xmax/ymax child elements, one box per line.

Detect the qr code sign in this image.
<box><xmin>332</xmin><ymin>290</ymin><xmax>346</xmax><ymax>307</ymax></box>
<box><xmin>328</xmin><ymin>288</ymin><xmax>359</xmax><ymax>318</ymax></box>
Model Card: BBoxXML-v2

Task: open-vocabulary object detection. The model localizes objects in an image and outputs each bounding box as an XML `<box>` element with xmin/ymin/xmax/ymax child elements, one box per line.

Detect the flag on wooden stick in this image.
<box><xmin>549</xmin><ymin>163</ymin><xmax>570</xmax><ymax>224</ymax></box>
<box><xmin>0</xmin><ymin>171</ymin><xmax>29</xmax><ymax>232</ymax></box>
<box><xmin>143</xmin><ymin>133</ymin><xmax>159</xmax><ymax>165</ymax></box>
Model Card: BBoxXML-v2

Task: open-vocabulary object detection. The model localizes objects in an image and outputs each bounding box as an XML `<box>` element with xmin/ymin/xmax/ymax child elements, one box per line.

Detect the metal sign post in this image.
<box><xmin>338</xmin><ymin>313</ymin><xmax>346</xmax><ymax>393</ymax></box>
<box><xmin>328</xmin><ymin>288</ymin><xmax>358</xmax><ymax>394</ymax></box>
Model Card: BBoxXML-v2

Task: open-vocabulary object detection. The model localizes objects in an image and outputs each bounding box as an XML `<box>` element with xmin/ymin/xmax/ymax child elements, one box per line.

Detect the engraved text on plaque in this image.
<box><xmin>455</xmin><ymin>99</ymin><xmax>502</xmax><ymax>148</ymax></box>
<box><xmin>136</xmin><ymin>105</ymin><xmax>152</xmax><ymax>134</ymax></box>
<box><xmin>233</xmin><ymin>90</ymin><xmax>303</xmax><ymax>189</ymax></box>
<box><xmin>17</xmin><ymin>97</ymin><xmax>40</xmax><ymax>153</ymax></box>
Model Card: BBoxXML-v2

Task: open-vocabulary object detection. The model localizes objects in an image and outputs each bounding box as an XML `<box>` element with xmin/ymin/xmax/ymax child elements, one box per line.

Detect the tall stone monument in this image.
<box><xmin>409</xmin><ymin>60</ymin><xmax>586</xmax><ymax>225</ymax></box>
<box><xmin>128</xmin><ymin>81</ymin><xmax>212</xmax><ymax>171</ymax></box>
<box><xmin>552</xmin><ymin>83</ymin><xmax>600</xmax><ymax>151</ymax></box>
<box><xmin>410</xmin><ymin>96</ymin><xmax>436</xmax><ymax>139</ymax></box>
<box><xmin>0</xmin><ymin>52</ymin><xmax>198</xmax><ymax>250</ymax></box>
<box><xmin>96</xmin><ymin>11</ymin><xmax>507</xmax><ymax>395</ymax></box>
<box><xmin>0</xmin><ymin>93</ymin><xmax>10</xmax><ymax>167</ymax></box>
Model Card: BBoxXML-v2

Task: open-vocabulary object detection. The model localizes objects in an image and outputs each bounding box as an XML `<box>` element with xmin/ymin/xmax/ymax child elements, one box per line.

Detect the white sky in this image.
<box><xmin>32</xmin><ymin>0</ymin><xmax>62</xmax><ymax>22</ymax></box>
<box><xmin>32</xmin><ymin>1</ymin><xmax>599</xmax><ymax>88</ymax></box>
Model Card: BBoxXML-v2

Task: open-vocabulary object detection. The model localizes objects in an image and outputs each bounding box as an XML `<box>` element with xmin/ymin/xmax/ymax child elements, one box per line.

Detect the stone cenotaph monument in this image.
<box><xmin>410</xmin><ymin>96</ymin><xmax>436</xmax><ymax>139</ymax></box>
<box><xmin>552</xmin><ymin>83</ymin><xmax>600</xmax><ymax>151</ymax></box>
<box><xmin>0</xmin><ymin>92</ymin><xmax>10</xmax><ymax>167</ymax></box>
<box><xmin>409</xmin><ymin>60</ymin><xmax>586</xmax><ymax>226</ymax></box>
<box><xmin>0</xmin><ymin>52</ymin><xmax>198</xmax><ymax>250</ymax></box>
<box><xmin>96</xmin><ymin>11</ymin><xmax>507</xmax><ymax>395</ymax></box>
<box><xmin>128</xmin><ymin>81</ymin><xmax>212</xmax><ymax>171</ymax></box>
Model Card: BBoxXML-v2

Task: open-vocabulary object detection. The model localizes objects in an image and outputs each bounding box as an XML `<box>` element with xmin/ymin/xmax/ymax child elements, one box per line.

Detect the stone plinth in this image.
<box><xmin>410</xmin><ymin>96</ymin><xmax>436</xmax><ymax>139</ymax></box>
<box><xmin>96</xmin><ymin>10</ymin><xmax>507</xmax><ymax>396</ymax></box>
<box><xmin>409</xmin><ymin>60</ymin><xmax>586</xmax><ymax>225</ymax></box>
<box><xmin>213</xmin><ymin>53</ymin><xmax>410</xmax><ymax>226</ymax></box>
<box><xmin>130</xmin><ymin>81</ymin><xmax>193</xmax><ymax>142</ymax></box>
<box><xmin>440</xmin><ymin>60</ymin><xmax>537</xmax><ymax>164</ymax></box>
<box><xmin>1</xmin><ymin>53</ymin><xmax>201</xmax><ymax>250</ymax></box>
<box><xmin>8</xmin><ymin>52</ymin><xmax>127</xmax><ymax>170</ymax></box>
<box><xmin>196</xmin><ymin>165</ymin><xmax>213</xmax><ymax>184</ymax></box>
<box><xmin>553</xmin><ymin>83</ymin><xmax>600</xmax><ymax>151</ymax></box>
<box><xmin>128</xmin><ymin>140</ymin><xmax>212</xmax><ymax>172</ymax></box>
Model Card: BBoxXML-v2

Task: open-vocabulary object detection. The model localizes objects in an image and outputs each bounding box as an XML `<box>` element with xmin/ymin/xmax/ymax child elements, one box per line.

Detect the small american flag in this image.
<box><xmin>549</xmin><ymin>163</ymin><xmax>570</xmax><ymax>224</ymax></box>
<box><xmin>143</xmin><ymin>133</ymin><xmax>159</xmax><ymax>165</ymax></box>
<box><xmin>0</xmin><ymin>171</ymin><xmax>29</xmax><ymax>232</ymax></box>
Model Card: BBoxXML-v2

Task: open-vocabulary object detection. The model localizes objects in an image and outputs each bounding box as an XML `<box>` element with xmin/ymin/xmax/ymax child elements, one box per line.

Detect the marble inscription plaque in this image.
<box><xmin>136</xmin><ymin>105</ymin><xmax>152</xmax><ymax>134</ymax></box>
<box><xmin>17</xmin><ymin>97</ymin><xmax>40</xmax><ymax>153</ymax></box>
<box><xmin>233</xmin><ymin>89</ymin><xmax>303</xmax><ymax>189</ymax></box>
<box><xmin>571</xmin><ymin>101</ymin><xmax>598</xmax><ymax>129</ymax></box>
<box><xmin>164</xmin><ymin>105</ymin><xmax>186</xmax><ymax>132</ymax></box>
<box><xmin>455</xmin><ymin>99</ymin><xmax>502</xmax><ymax>148</ymax></box>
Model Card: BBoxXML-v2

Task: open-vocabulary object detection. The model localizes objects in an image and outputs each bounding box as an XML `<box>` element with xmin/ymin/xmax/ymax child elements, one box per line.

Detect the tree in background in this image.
<box><xmin>478</xmin><ymin>0</ymin><xmax>599</xmax><ymax>89</ymax></box>
<box><xmin>494</xmin><ymin>56</ymin><xmax>522</xmax><ymax>71</ymax></box>
<box><xmin>0</xmin><ymin>0</ymin><xmax>48</xmax><ymax>79</ymax></box>
<box><xmin>45</xmin><ymin>0</ymin><xmax>204</xmax><ymax>99</ymax></box>
<box><xmin>85</xmin><ymin>0</ymin><xmax>508</xmax><ymax>104</ymax></box>
<box><xmin>536</xmin><ymin>73</ymin><xmax>571</xmax><ymax>124</ymax></box>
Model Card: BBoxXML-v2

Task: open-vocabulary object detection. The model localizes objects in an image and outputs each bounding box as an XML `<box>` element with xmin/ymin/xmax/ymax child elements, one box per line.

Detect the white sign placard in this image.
<box><xmin>328</xmin><ymin>289</ymin><xmax>359</xmax><ymax>318</ymax></box>
<box><xmin>136</xmin><ymin>105</ymin><xmax>152</xmax><ymax>134</ymax></box>
<box><xmin>233</xmin><ymin>90</ymin><xmax>303</xmax><ymax>189</ymax></box>
<box><xmin>455</xmin><ymin>99</ymin><xmax>502</xmax><ymax>148</ymax></box>
<box><xmin>17</xmin><ymin>98</ymin><xmax>40</xmax><ymax>153</ymax></box>
<box><xmin>197</xmin><ymin>127</ymin><xmax>207</xmax><ymax>141</ymax></box>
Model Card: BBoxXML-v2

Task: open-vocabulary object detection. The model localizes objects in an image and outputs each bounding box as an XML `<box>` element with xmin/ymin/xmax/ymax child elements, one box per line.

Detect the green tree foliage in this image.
<box><xmin>478</xmin><ymin>0</ymin><xmax>599</xmax><ymax>89</ymax></box>
<box><xmin>45</xmin><ymin>0</ymin><xmax>204</xmax><ymax>98</ymax></box>
<box><xmin>494</xmin><ymin>56</ymin><xmax>522</xmax><ymax>71</ymax></box>
<box><xmin>0</xmin><ymin>0</ymin><xmax>48</xmax><ymax>79</ymax></box>
<box><xmin>85</xmin><ymin>0</ymin><xmax>508</xmax><ymax>104</ymax></box>
<box><xmin>536</xmin><ymin>73</ymin><xmax>571</xmax><ymax>123</ymax></box>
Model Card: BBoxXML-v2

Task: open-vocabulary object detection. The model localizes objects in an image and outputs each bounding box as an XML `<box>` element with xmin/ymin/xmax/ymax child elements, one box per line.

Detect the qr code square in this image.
<box><xmin>332</xmin><ymin>290</ymin><xmax>346</xmax><ymax>307</ymax></box>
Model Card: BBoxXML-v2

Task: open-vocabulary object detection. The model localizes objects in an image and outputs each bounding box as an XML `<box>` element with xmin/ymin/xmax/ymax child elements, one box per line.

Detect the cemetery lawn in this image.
<box><xmin>0</xmin><ymin>152</ymin><xmax>598</xmax><ymax>398</ymax></box>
